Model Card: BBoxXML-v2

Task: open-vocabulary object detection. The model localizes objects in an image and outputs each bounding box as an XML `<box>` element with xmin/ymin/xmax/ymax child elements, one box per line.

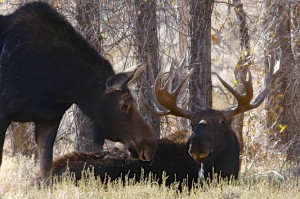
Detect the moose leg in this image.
<box><xmin>0</xmin><ymin>116</ymin><xmax>10</xmax><ymax>166</ymax></box>
<box><xmin>35</xmin><ymin>120</ymin><xmax>60</xmax><ymax>185</ymax></box>
<box><xmin>91</xmin><ymin>123</ymin><xmax>105</xmax><ymax>152</ymax></box>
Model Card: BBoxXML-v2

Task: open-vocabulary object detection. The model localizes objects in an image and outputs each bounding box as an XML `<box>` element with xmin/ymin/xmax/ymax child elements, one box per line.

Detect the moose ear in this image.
<box><xmin>105</xmin><ymin>63</ymin><xmax>146</xmax><ymax>93</ymax></box>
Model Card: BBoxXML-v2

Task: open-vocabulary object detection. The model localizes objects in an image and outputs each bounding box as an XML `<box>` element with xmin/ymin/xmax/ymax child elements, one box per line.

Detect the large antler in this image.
<box><xmin>215</xmin><ymin>66</ymin><xmax>274</xmax><ymax>122</ymax></box>
<box><xmin>141</xmin><ymin>59</ymin><xmax>194</xmax><ymax>119</ymax></box>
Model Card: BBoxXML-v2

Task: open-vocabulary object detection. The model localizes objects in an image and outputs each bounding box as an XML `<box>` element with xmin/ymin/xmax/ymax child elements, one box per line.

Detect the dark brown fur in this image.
<box><xmin>53</xmin><ymin>130</ymin><xmax>199</xmax><ymax>190</ymax></box>
<box><xmin>0</xmin><ymin>2</ymin><xmax>156</xmax><ymax>182</ymax></box>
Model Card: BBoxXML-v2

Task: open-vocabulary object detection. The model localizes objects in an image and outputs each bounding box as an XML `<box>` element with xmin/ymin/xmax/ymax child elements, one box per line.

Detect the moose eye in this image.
<box><xmin>219</xmin><ymin>120</ymin><xmax>227</xmax><ymax>131</ymax></box>
<box><xmin>120</xmin><ymin>102</ymin><xmax>130</xmax><ymax>114</ymax></box>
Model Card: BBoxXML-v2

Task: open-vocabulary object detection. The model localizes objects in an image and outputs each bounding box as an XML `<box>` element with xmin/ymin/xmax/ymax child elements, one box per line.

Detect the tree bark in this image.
<box><xmin>134</xmin><ymin>0</ymin><xmax>160</xmax><ymax>138</ymax></box>
<box><xmin>177</xmin><ymin>0</ymin><xmax>189</xmax><ymax>129</ymax></box>
<box><xmin>188</xmin><ymin>0</ymin><xmax>213</xmax><ymax>111</ymax></box>
<box><xmin>286</xmin><ymin>2</ymin><xmax>300</xmax><ymax>158</ymax></box>
<box><xmin>264</xmin><ymin>1</ymin><xmax>295</xmax><ymax>153</ymax></box>
<box><xmin>177</xmin><ymin>0</ymin><xmax>189</xmax><ymax>60</ymax></box>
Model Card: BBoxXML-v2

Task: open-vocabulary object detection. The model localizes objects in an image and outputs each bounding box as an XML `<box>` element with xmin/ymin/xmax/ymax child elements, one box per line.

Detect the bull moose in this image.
<box><xmin>0</xmin><ymin>2</ymin><xmax>156</xmax><ymax>183</ymax></box>
<box><xmin>52</xmin><ymin>130</ymin><xmax>199</xmax><ymax>190</ymax></box>
<box><xmin>143</xmin><ymin>60</ymin><xmax>273</xmax><ymax>180</ymax></box>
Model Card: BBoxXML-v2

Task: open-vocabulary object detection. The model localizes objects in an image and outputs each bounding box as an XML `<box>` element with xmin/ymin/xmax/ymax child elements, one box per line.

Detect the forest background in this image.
<box><xmin>0</xmin><ymin>0</ymin><xmax>300</xmax><ymax>198</ymax></box>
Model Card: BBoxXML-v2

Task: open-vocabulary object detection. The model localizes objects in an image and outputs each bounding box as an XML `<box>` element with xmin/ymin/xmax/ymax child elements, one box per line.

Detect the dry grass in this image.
<box><xmin>0</xmin><ymin>154</ymin><xmax>299</xmax><ymax>199</ymax></box>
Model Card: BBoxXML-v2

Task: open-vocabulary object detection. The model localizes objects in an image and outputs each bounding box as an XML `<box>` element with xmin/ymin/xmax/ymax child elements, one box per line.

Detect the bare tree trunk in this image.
<box><xmin>177</xmin><ymin>0</ymin><xmax>189</xmax><ymax>129</ymax></box>
<box><xmin>286</xmin><ymin>2</ymin><xmax>300</xmax><ymax>159</ymax></box>
<box><xmin>264</xmin><ymin>1</ymin><xmax>295</xmax><ymax>152</ymax></box>
<box><xmin>74</xmin><ymin>0</ymin><xmax>103</xmax><ymax>152</ymax></box>
<box><xmin>134</xmin><ymin>0</ymin><xmax>160</xmax><ymax>138</ymax></box>
<box><xmin>292</xmin><ymin>4</ymin><xmax>300</xmax><ymax>63</ymax></box>
<box><xmin>177</xmin><ymin>0</ymin><xmax>189</xmax><ymax>59</ymax></box>
<box><xmin>231</xmin><ymin>0</ymin><xmax>252</xmax><ymax>155</ymax></box>
<box><xmin>188</xmin><ymin>0</ymin><xmax>213</xmax><ymax>110</ymax></box>
<box><xmin>290</xmin><ymin>3</ymin><xmax>300</xmax><ymax>125</ymax></box>
<box><xmin>9</xmin><ymin>122</ymin><xmax>36</xmax><ymax>157</ymax></box>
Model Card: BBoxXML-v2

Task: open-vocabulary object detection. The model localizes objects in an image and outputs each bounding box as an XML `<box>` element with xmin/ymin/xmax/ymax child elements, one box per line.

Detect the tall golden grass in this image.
<box><xmin>0</xmin><ymin>154</ymin><xmax>299</xmax><ymax>199</ymax></box>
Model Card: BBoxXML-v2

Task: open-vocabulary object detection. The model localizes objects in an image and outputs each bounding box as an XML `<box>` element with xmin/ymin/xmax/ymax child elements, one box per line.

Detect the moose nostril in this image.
<box><xmin>188</xmin><ymin>145</ymin><xmax>209</xmax><ymax>159</ymax></box>
<box><xmin>188</xmin><ymin>148</ymin><xmax>198</xmax><ymax>159</ymax></box>
<box><xmin>139</xmin><ymin>147</ymin><xmax>154</xmax><ymax>161</ymax></box>
<box><xmin>197</xmin><ymin>152</ymin><xmax>209</xmax><ymax>159</ymax></box>
<box><xmin>142</xmin><ymin>150</ymin><xmax>147</xmax><ymax>161</ymax></box>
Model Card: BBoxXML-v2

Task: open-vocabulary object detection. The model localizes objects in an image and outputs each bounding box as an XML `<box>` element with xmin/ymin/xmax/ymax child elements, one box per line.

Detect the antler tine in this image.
<box><xmin>241</xmin><ymin>68</ymin><xmax>254</xmax><ymax>101</ymax></box>
<box><xmin>151</xmin><ymin>62</ymin><xmax>194</xmax><ymax>119</ymax></box>
<box><xmin>214</xmin><ymin>73</ymin><xmax>241</xmax><ymax>100</ymax></box>
<box><xmin>140</xmin><ymin>92</ymin><xmax>170</xmax><ymax>116</ymax></box>
<box><xmin>173</xmin><ymin>68</ymin><xmax>194</xmax><ymax>97</ymax></box>
<box><xmin>142</xmin><ymin>59</ymin><xmax>194</xmax><ymax>119</ymax></box>
<box><xmin>251</xmin><ymin>63</ymin><xmax>276</xmax><ymax>108</ymax></box>
<box><xmin>217</xmin><ymin>67</ymin><xmax>267</xmax><ymax>122</ymax></box>
<box><xmin>140</xmin><ymin>73</ymin><xmax>170</xmax><ymax>116</ymax></box>
<box><xmin>217</xmin><ymin>68</ymin><xmax>258</xmax><ymax>121</ymax></box>
<box><xmin>155</xmin><ymin>70</ymin><xmax>166</xmax><ymax>93</ymax></box>
<box><xmin>168</xmin><ymin>58</ymin><xmax>191</xmax><ymax>97</ymax></box>
<box><xmin>251</xmin><ymin>87</ymin><xmax>267</xmax><ymax>108</ymax></box>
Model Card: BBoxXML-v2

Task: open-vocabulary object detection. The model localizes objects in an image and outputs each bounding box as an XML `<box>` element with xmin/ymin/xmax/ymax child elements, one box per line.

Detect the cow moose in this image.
<box><xmin>0</xmin><ymin>2</ymin><xmax>157</xmax><ymax>183</ymax></box>
<box><xmin>142</xmin><ymin>60</ymin><xmax>273</xmax><ymax>181</ymax></box>
<box><xmin>52</xmin><ymin>130</ymin><xmax>199</xmax><ymax>190</ymax></box>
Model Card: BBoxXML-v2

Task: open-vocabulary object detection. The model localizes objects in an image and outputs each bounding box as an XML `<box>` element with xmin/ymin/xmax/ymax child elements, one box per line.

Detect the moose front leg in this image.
<box><xmin>0</xmin><ymin>115</ymin><xmax>10</xmax><ymax>167</ymax></box>
<box><xmin>91</xmin><ymin>122</ymin><xmax>105</xmax><ymax>152</ymax></box>
<box><xmin>35</xmin><ymin>120</ymin><xmax>60</xmax><ymax>186</ymax></box>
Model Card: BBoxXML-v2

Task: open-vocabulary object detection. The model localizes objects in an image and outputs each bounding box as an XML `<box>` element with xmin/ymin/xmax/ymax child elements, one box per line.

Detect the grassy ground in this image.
<box><xmin>0</xmin><ymin>154</ymin><xmax>299</xmax><ymax>199</ymax></box>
